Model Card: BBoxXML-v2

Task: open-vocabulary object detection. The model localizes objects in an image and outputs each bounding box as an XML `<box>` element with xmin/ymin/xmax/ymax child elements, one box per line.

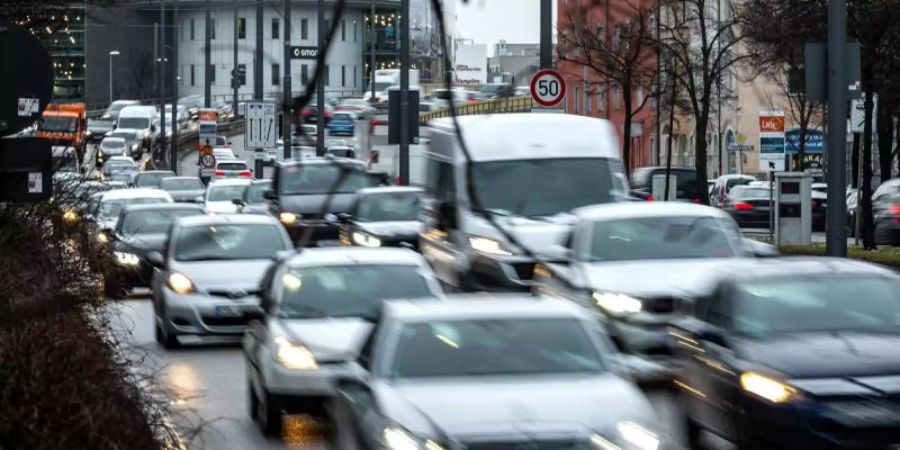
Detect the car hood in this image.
<box><xmin>205</xmin><ymin>201</ymin><xmax>238</xmax><ymax>214</ymax></box>
<box><xmin>242</xmin><ymin>204</ymin><xmax>270</xmax><ymax>215</ymax></box>
<box><xmin>116</xmin><ymin>233</ymin><xmax>167</xmax><ymax>255</ymax></box>
<box><xmin>357</xmin><ymin>221</ymin><xmax>422</xmax><ymax>238</ymax></box>
<box><xmin>279</xmin><ymin>318</ymin><xmax>372</xmax><ymax>361</ymax></box>
<box><xmin>279</xmin><ymin>193</ymin><xmax>356</xmax><ymax>215</ymax></box>
<box><xmin>481</xmin><ymin>214</ymin><xmax>578</xmax><ymax>253</ymax></box>
<box><xmin>173</xmin><ymin>259</ymin><xmax>273</xmax><ymax>289</ymax></box>
<box><xmin>582</xmin><ymin>258</ymin><xmax>751</xmax><ymax>298</ymax></box>
<box><xmin>168</xmin><ymin>190</ymin><xmax>205</xmax><ymax>202</ymax></box>
<box><xmin>736</xmin><ymin>331</ymin><xmax>900</xmax><ymax>379</ymax></box>
<box><xmin>377</xmin><ymin>374</ymin><xmax>656</xmax><ymax>439</ymax></box>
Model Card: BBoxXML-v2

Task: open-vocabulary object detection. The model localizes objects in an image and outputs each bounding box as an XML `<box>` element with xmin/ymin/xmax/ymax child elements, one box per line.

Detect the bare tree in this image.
<box><xmin>558</xmin><ymin>0</ymin><xmax>659</xmax><ymax>175</ymax></box>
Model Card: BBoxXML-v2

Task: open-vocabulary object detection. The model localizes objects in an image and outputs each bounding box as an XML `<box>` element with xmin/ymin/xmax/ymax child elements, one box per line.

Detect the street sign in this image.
<box><xmin>530</xmin><ymin>69</ymin><xmax>567</xmax><ymax>108</ymax></box>
<box><xmin>198</xmin><ymin>108</ymin><xmax>218</xmax><ymax>150</ymax></box>
<box><xmin>200</xmin><ymin>153</ymin><xmax>215</xmax><ymax>168</ymax></box>
<box><xmin>290</xmin><ymin>46</ymin><xmax>319</xmax><ymax>60</ymax></box>
<box><xmin>759</xmin><ymin>110</ymin><xmax>785</xmax><ymax>172</ymax></box>
<box><xmin>244</xmin><ymin>101</ymin><xmax>277</xmax><ymax>149</ymax></box>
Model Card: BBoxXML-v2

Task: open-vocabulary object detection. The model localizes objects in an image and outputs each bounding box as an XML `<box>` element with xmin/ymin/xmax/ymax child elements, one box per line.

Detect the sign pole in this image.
<box><xmin>283</xmin><ymin>0</ymin><xmax>292</xmax><ymax>160</ymax></box>
<box><xmin>825</xmin><ymin>0</ymin><xmax>848</xmax><ymax>257</ymax></box>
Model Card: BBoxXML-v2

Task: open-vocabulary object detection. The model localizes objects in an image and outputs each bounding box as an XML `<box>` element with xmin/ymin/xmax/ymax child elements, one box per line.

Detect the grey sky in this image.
<box><xmin>454</xmin><ymin>0</ymin><xmax>556</xmax><ymax>56</ymax></box>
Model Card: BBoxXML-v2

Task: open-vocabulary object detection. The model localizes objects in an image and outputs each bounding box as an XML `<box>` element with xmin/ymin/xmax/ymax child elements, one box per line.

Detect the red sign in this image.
<box><xmin>198</xmin><ymin>110</ymin><xmax>218</xmax><ymax>122</ymax></box>
<box><xmin>759</xmin><ymin>116</ymin><xmax>785</xmax><ymax>133</ymax></box>
<box><xmin>530</xmin><ymin>69</ymin><xmax>567</xmax><ymax>108</ymax></box>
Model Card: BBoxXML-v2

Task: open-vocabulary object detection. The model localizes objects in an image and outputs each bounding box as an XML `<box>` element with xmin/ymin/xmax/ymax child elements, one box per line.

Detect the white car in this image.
<box><xmin>94</xmin><ymin>188</ymin><xmax>174</xmax><ymax>233</ymax></box>
<box><xmin>202</xmin><ymin>178</ymin><xmax>252</xmax><ymax>214</ymax></box>
<box><xmin>244</xmin><ymin>247</ymin><xmax>444</xmax><ymax>434</ymax></box>
<box><xmin>212</xmin><ymin>147</ymin><xmax>236</xmax><ymax>161</ymax></box>
<box><xmin>331</xmin><ymin>296</ymin><xmax>662</xmax><ymax>450</ymax></box>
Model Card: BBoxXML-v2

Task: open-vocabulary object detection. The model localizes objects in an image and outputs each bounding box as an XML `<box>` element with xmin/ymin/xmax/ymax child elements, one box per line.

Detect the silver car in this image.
<box><xmin>148</xmin><ymin>214</ymin><xmax>293</xmax><ymax>348</ymax></box>
<box><xmin>332</xmin><ymin>296</ymin><xmax>661</xmax><ymax>450</ymax></box>
<box><xmin>243</xmin><ymin>247</ymin><xmax>443</xmax><ymax>435</ymax></box>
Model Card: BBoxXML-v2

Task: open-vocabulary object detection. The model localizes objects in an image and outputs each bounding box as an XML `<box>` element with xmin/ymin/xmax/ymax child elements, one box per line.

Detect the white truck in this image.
<box><xmin>362</xmin><ymin>69</ymin><xmax>420</xmax><ymax>104</ymax></box>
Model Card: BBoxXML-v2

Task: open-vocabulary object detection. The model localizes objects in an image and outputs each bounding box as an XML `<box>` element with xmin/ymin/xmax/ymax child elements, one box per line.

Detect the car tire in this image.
<box><xmin>248</xmin><ymin>380</ymin><xmax>259</xmax><ymax>420</ymax></box>
<box><xmin>155</xmin><ymin>318</ymin><xmax>180</xmax><ymax>349</ymax></box>
<box><xmin>255</xmin><ymin>390</ymin><xmax>282</xmax><ymax>436</ymax></box>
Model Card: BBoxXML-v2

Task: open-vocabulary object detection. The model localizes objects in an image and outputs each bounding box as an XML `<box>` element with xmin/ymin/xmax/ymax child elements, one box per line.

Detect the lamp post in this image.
<box><xmin>108</xmin><ymin>50</ymin><xmax>120</xmax><ymax>104</ymax></box>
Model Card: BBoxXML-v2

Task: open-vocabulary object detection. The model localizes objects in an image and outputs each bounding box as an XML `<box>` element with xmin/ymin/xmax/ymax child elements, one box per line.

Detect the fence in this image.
<box><xmin>419</xmin><ymin>96</ymin><xmax>535</xmax><ymax>125</ymax></box>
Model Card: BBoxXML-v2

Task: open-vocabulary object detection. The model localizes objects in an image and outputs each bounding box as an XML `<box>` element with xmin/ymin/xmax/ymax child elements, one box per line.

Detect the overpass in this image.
<box><xmin>418</xmin><ymin>96</ymin><xmax>537</xmax><ymax>125</ymax></box>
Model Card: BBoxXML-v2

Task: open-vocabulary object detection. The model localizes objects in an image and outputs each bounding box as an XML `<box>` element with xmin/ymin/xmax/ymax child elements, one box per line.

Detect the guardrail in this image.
<box><xmin>419</xmin><ymin>96</ymin><xmax>535</xmax><ymax>125</ymax></box>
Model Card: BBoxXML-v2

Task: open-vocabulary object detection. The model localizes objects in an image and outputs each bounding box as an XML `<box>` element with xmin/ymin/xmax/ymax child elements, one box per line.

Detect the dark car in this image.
<box><xmin>300</xmin><ymin>104</ymin><xmax>332</xmax><ymax>124</ymax></box>
<box><xmin>110</xmin><ymin>203</ymin><xmax>204</xmax><ymax>288</ymax></box>
<box><xmin>233</xmin><ymin>179</ymin><xmax>272</xmax><ymax>215</ymax></box>
<box><xmin>874</xmin><ymin>192</ymin><xmax>900</xmax><ymax>245</ymax></box>
<box><xmin>722</xmin><ymin>185</ymin><xmax>773</xmax><ymax>228</ymax></box>
<box><xmin>129</xmin><ymin>170</ymin><xmax>176</xmax><ymax>189</ymax></box>
<box><xmin>477</xmin><ymin>82</ymin><xmax>515</xmax><ymax>99</ymax></box>
<box><xmin>630</xmin><ymin>166</ymin><xmax>700</xmax><ymax>202</ymax></box>
<box><xmin>672</xmin><ymin>258</ymin><xmax>900</xmax><ymax>450</ymax></box>
<box><xmin>267</xmin><ymin>159</ymin><xmax>379</xmax><ymax>245</ymax></box>
<box><xmin>159</xmin><ymin>176</ymin><xmax>205</xmax><ymax>203</ymax></box>
<box><xmin>339</xmin><ymin>186</ymin><xmax>423</xmax><ymax>249</ymax></box>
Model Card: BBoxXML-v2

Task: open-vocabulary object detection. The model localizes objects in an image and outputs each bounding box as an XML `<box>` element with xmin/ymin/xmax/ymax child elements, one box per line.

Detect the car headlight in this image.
<box><xmin>468</xmin><ymin>235</ymin><xmax>512</xmax><ymax>256</ymax></box>
<box><xmin>382</xmin><ymin>427</ymin><xmax>447</xmax><ymax>450</ymax></box>
<box><xmin>62</xmin><ymin>208</ymin><xmax>79</xmax><ymax>223</ymax></box>
<box><xmin>590</xmin><ymin>422</ymin><xmax>660</xmax><ymax>450</ymax></box>
<box><xmin>114</xmin><ymin>251</ymin><xmax>140</xmax><ymax>266</ymax></box>
<box><xmin>97</xmin><ymin>231</ymin><xmax>109</xmax><ymax>244</ymax></box>
<box><xmin>166</xmin><ymin>272</ymin><xmax>195</xmax><ymax>294</ymax></box>
<box><xmin>274</xmin><ymin>336</ymin><xmax>318</xmax><ymax>370</ymax></box>
<box><xmin>85</xmin><ymin>130</ymin><xmax>92</xmax><ymax>136</ymax></box>
<box><xmin>279</xmin><ymin>211</ymin><xmax>299</xmax><ymax>225</ymax></box>
<box><xmin>352</xmin><ymin>231</ymin><xmax>382</xmax><ymax>247</ymax></box>
<box><xmin>592</xmin><ymin>292</ymin><xmax>642</xmax><ymax>316</ymax></box>
<box><xmin>143</xmin><ymin>130</ymin><xmax>151</xmax><ymax>138</ymax></box>
<box><xmin>740</xmin><ymin>372</ymin><xmax>800</xmax><ymax>404</ymax></box>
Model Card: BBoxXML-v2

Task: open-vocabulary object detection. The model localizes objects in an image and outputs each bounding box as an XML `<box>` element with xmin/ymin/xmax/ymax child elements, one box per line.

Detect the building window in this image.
<box><xmin>354</xmin><ymin>21</ymin><xmax>358</xmax><ymax>42</ymax></box>
<box><xmin>238</xmin><ymin>18</ymin><xmax>246</xmax><ymax>39</ymax></box>
<box><xmin>584</xmin><ymin>82</ymin><xmax>591</xmax><ymax>113</ymax></box>
<box><xmin>613</xmin><ymin>86</ymin><xmax>622</xmax><ymax>110</ymax></box>
<box><xmin>325</xmin><ymin>64</ymin><xmax>330</xmax><ymax>86</ymax></box>
<box><xmin>190</xmin><ymin>19</ymin><xmax>195</xmax><ymax>40</ymax></box>
<box><xmin>210</xmin><ymin>18</ymin><xmax>216</xmax><ymax>39</ymax></box>
<box><xmin>635</xmin><ymin>85</ymin><xmax>644</xmax><ymax>107</ymax></box>
<box><xmin>341</xmin><ymin>20</ymin><xmax>346</xmax><ymax>41</ymax></box>
<box><xmin>353</xmin><ymin>65</ymin><xmax>357</xmax><ymax>86</ymax></box>
<box><xmin>208</xmin><ymin>65</ymin><xmax>215</xmax><ymax>85</ymax></box>
<box><xmin>272</xmin><ymin>63</ymin><xmax>280</xmax><ymax>86</ymax></box>
<box><xmin>301</xmin><ymin>19</ymin><xmax>308</xmax><ymax>40</ymax></box>
<box><xmin>301</xmin><ymin>65</ymin><xmax>309</xmax><ymax>85</ymax></box>
<box><xmin>272</xmin><ymin>18</ymin><xmax>280</xmax><ymax>39</ymax></box>
<box><xmin>341</xmin><ymin>65</ymin><xmax>346</xmax><ymax>87</ymax></box>
<box><xmin>238</xmin><ymin>64</ymin><xmax>246</xmax><ymax>86</ymax></box>
<box><xmin>190</xmin><ymin>65</ymin><xmax>195</xmax><ymax>86</ymax></box>
<box><xmin>598</xmin><ymin>83</ymin><xmax>606</xmax><ymax>111</ymax></box>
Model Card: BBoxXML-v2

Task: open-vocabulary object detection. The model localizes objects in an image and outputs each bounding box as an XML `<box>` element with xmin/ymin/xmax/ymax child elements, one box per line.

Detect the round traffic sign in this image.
<box><xmin>530</xmin><ymin>69</ymin><xmax>567</xmax><ymax>108</ymax></box>
<box><xmin>200</xmin><ymin>153</ymin><xmax>216</xmax><ymax>168</ymax></box>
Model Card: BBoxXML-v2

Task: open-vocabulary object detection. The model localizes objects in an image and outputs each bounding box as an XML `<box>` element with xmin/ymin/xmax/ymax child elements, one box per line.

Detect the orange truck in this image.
<box><xmin>37</xmin><ymin>103</ymin><xmax>87</xmax><ymax>158</ymax></box>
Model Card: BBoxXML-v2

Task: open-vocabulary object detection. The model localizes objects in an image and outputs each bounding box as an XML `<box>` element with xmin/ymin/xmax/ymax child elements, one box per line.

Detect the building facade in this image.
<box><xmin>487</xmin><ymin>41</ymin><xmax>539</xmax><ymax>86</ymax></box>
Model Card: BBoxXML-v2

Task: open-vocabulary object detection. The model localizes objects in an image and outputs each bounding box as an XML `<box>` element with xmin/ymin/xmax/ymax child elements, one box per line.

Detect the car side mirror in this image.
<box><xmin>337</xmin><ymin>212</ymin><xmax>352</xmax><ymax>224</ymax></box>
<box><xmin>194</xmin><ymin>196</ymin><xmax>204</xmax><ymax>203</ymax></box>
<box><xmin>263</xmin><ymin>189</ymin><xmax>277</xmax><ymax>200</ymax></box>
<box><xmin>147</xmin><ymin>251</ymin><xmax>164</xmax><ymax>267</ymax></box>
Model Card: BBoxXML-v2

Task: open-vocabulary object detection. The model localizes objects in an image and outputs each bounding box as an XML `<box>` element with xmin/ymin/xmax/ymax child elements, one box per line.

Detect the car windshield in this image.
<box><xmin>41</xmin><ymin>117</ymin><xmax>78</xmax><ymax>132</ymax></box>
<box><xmin>118</xmin><ymin>117</ymin><xmax>149</xmax><ymax>129</ymax></box>
<box><xmin>161</xmin><ymin>178</ymin><xmax>203</xmax><ymax>191</ymax></box>
<box><xmin>357</xmin><ymin>192</ymin><xmax>421</xmax><ymax>222</ymax></box>
<box><xmin>730</xmin><ymin>187</ymin><xmax>771</xmax><ymax>199</ymax></box>
<box><xmin>218</xmin><ymin>162</ymin><xmax>246</xmax><ymax>171</ymax></box>
<box><xmin>174</xmin><ymin>224</ymin><xmax>287</xmax><ymax>261</ymax></box>
<box><xmin>280</xmin><ymin>164</ymin><xmax>374</xmax><ymax>195</ymax></box>
<box><xmin>584</xmin><ymin>216</ymin><xmax>740</xmax><ymax>262</ymax></box>
<box><xmin>100</xmin><ymin>197</ymin><xmax>167</xmax><ymax>218</ymax></box>
<box><xmin>208</xmin><ymin>185</ymin><xmax>246</xmax><ymax>202</ymax></box>
<box><xmin>279</xmin><ymin>265</ymin><xmax>433</xmax><ymax>319</ymax></box>
<box><xmin>473</xmin><ymin>158</ymin><xmax>620</xmax><ymax>217</ymax></box>
<box><xmin>102</xmin><ymin>140</ymin><xmax>126</xmax><ymax>149</ymax></box>
<box><xmin>390</xmin><ymin>318</ymin><xmax>606</xmax><ymax>378</ymax></box>
<box><xmin>105</xmin><ymin>161</ymin><xmax>134</xmax><ymax>172</ymax></box>
<box><xmin>726</xmin><ymin>177</ymin><xmax>752</xmax><ymax>192</ymax></box>
<box><xmin>731</xmin><ymin>276</ymin><xmax>900</xmax><ymax>336</ymax></box>
<box><xmin>333</xmin><ymin>113</ymin><xmax>352</xmax><ymax>121</ymax></box>
<box><xmin>374</xmin><ymin>81</ymin><xmax>393</xmax><ymax>92</ymax></box>
<box><xmin>110</xmin><ymin>132</ymin><xmax>136</xmax><ymax>144</ymax></box>
<box><xmin>135</xmin><ymin>172</ymin><xmax>173</xmax><ymax>187</ymax></box>
<box><xmin>479</xmin><ymin>84</ymin><xmax>505</xmax><ymax>94</ymax></box>
<box><xmin>246</xmin><ymin>182</ymin><xmax>272</xmax><ymax>203</ymax></box>
<box><xmin>119</xmin><ymin>209</ymin><xmax>200</xmax><ymax>235</ymax></box>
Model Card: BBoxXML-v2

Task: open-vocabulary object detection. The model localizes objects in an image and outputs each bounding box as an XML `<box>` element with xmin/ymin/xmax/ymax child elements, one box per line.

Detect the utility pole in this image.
<box><xmin>283</xmin><ymin>0</ymin><xmax>292</xmax><ymax>159</ymax></box>
<box><xmin>204</xmin><ymin>0</ymin><xmax>211</xmax><ymax>107</ymax></box>
<box><xmin>370</xmin><ymin>0</ymin><xmax>375</xmax><ymax>100</ymax></box>
<box><xmin>159</xmin><ymin>1</ymin><xmax>167</xmax><ymax>169</ymax></box>
<box><xmin>233</xmin><ymin>0</ymin><xmax>239</xmax><ymax>115</ymax></box>
<box><xmin>316</xmin><ymin>0</ymin><xmax>325</xmax><ymax>155</ymax></box>
<box><xmin>540</xmin><ymin>0</ymin><xmax>552</xmax><ymax>69</ymax></box>
<box><xmin>398</xmin><ymin>0</ymin><xmax>409</xmax><ymax>184</ymax></box>
<box><xmin>255</xmin><ymin>0</ymin><xmax>264</xmax><ymax>99</ymax></box>
<box><xmin>171</xmin><ymin>0</ymin><xmax>179</xmax><ymax>174</ymax></box>
<box><xmin>825</xmin><ymin>0</ymin><xmax>848</xmax><ymax>257</ymax></box>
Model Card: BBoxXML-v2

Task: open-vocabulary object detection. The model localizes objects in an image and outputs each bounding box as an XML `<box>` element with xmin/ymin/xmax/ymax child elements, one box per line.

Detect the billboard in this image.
<box><xmin>758</xmin><ymin>110</ymin><xmax>785</xmax><ymax>172</ymax></box>
<box><xmin>454</xmin><ymin>44</ymin><xmax>487</xmax><ymax>85</ymax></box>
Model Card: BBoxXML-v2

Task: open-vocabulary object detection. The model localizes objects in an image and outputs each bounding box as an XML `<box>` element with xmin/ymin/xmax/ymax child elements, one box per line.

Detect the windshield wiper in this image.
<box><xmin>178</xmin><ymin>255</ymin><xmax>235</xmax><ymax>262</ymax></box>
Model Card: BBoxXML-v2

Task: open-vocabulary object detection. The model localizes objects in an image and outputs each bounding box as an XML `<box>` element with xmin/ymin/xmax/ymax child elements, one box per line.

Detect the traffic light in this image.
<box><xmin>231</xmin><ymin>66</ymin><xmax>246</xmax><ymax>88</ymax></box>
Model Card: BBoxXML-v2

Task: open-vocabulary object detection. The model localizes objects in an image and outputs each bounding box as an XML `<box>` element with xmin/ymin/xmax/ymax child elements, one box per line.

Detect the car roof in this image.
<box><xmin>730</xmin><ymin>257</ymin><xmax>898</xmax><ymax>282</ymax></box>
<box><xmin>428</xmin><ymin>114</ymin><xmax>620</xmax><ymax>162</ymax></box>
<box><xmin>384</xmin><ymin>295</ymin><xmax>591</xmax><ymax>322</ymax></box>
<box><xmin>208</xmin><ymin>178</ymin><xmax>252</xmax><ymax>187</ymax></box>
<box><xmin>286</xmin><ymin>247</ymin><xmax>425</xmax><ymax>268</ymax></box>
<box><xmin>215</xmin><ymin>159</ymin><xmax>247</xmax><ymax>167</ymax></box>
<box><xmin>356</xmin><ymin>186</ymin><xmax>423</xmax><ymax>196</ymax></box>
<box><xmin>118</xmin><ymin>105</ymin><xmax>157</xmax><ymax>116</ymax></box>
<box><xmin>137</xmin><ymin>170</ymin><xmax>175</xmax><ymax>176</ymax></box>
<box><xmin>175</xmin><ymin>213</ymin><xmax>280</xmax><ymax>227</ymax></box>
<box><xmin>574</xmin><ymin>201</ymin><xmax>730</xmax><ymax>221</ymax></box>
<box><xmin>716</xmin><ymin>174</ymin><xmax>756</xmax><ymax>181</ymax></box>
<box><xmin>161</xmin><ymin>176</ymin><xmax>201</xmax><ymax>182</ymax></box>
<box><xmin>121</xmin><ymin>202</ymin><xmax>203</xmax><ymax>214</ymax></box>
<box><xmin>101</xmin><ymin>188</ymin><xmax>172</xmax><ymax>201</ymax></box>
<box><xmin>102</xmin><ymin>137</ymin><xmax>127</xmax><ymax>143</ymax></box>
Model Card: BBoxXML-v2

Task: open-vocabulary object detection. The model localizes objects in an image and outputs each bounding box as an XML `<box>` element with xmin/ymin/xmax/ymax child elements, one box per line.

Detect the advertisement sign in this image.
<box><xmin>785</xmin><ymin>128</ymin><xmax>825</xmax><ymax>153</ymax></box>
<box><xmin>454</xmin><ymin>44</ymin><xmax>487</xmax><ymax>85</ymax></box>
<box><xmin>198</xmin><ymin>108</ymin><xmax>218</xmax><ymax>149</ymax></box>
<box><xmin>759</xmin><ymin>110</ymin><xmax>785</xmax><ymax>172</ymax></box>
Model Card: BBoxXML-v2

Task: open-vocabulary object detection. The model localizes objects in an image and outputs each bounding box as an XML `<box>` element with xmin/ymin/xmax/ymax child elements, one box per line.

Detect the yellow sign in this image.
<box><xmin>736</xmin><ymin>133</ymin><xmax>747</xmax><ymax>144</ymax></box>
<box><xmin>200</xmin><ymin>144</ymin><xmax>213</xmax><ymax>155</ymax></box>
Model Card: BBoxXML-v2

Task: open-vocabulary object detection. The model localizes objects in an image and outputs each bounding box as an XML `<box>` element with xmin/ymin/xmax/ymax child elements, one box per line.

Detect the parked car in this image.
<box><xmin>327</xmin><ymin>111</ymin><xmax>356</xmax><ymax>136</ymax></box>
<box><xmin>710</xmin><ymin>174</ymin><xmax>756</xmax><ymax>207</ymax></box>
<box><xmin>243</xmin><ymin>247</ymin><xmax>443</xmax><ymax>434</ymax></box>
<box><xmin>148</xmin><ymin>214</ymin><xmax>293</xmax><ymax>348</ymax></box>
<box><xmin>203</xmin><ymin>178</ymin><xmax>252</xmax><ymax>214</ymax></box>
<box><xmin>874</xmin><ymin>192</ymin><xmax>900</xmax><ymax>245</ymax></box>
<box><xmin>672</xmin><ymin>258</ymin><xmax>900</xmax><ymax>450</ymax></box>
<box><xmin>630</xmin><ymin>166</ymin><xmax>700</xmax><ymax>202</ymax></box>
<box><xmin>159</xmin><ymin>176</ymin><xmax>206</xmax><ymax>203</ymax></box>
<box><xmin>129</xmin><ymin>170</ymin><xmax>176</xmax><ymax>189</ymax></box>
<box><xmin>338</xmin><ymin>186</ymin><xmax>423</xmax><ymax>249</ymax></box>
<box><xmin>331</xmin><ymin>296</ymin><xmax>662</xmax><ymax>450</ymax></box>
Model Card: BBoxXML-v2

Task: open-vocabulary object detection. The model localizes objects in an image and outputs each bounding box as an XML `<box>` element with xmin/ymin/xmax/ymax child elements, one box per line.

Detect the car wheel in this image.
<box><xmin>156</xmin><ymin>316</ymin><xmax>180</xmax><ymax>349</ymax></box>
<box><xmin>247</xmin><ymin>380</ymin><xmax>259</xmax><ymax>420</ymax></box>
<box><xmin>255</xmin><ymin>390</ymin><xmax>282</xmax><ymax>436</ymax></box>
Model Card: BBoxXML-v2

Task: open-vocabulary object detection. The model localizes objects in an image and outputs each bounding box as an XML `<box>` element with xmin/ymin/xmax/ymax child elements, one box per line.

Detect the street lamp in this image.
<box><xmin>109</xmin><ymin>50</ymin><xmax>121</xmax><ymax>104</ymax></box>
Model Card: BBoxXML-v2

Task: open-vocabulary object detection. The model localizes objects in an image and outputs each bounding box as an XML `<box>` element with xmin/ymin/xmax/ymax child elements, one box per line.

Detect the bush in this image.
<box><xmin>779</xmin><ymin>244</ymin><xmax>900</xmax><ymax>269</ymax></box>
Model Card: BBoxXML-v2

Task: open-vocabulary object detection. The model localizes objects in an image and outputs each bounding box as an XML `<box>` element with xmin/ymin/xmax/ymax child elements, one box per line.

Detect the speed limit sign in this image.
<box><xmin>530</xmin><ymin>69</ymin><xmax>567</xmax><ymax>107</ymax></box>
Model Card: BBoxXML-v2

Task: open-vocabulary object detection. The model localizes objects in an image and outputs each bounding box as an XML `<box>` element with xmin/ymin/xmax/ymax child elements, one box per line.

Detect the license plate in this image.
<box><xmin>214</xmin><ymin>305</ymin><xmax>243</xmax><ymax>317</ymax></box>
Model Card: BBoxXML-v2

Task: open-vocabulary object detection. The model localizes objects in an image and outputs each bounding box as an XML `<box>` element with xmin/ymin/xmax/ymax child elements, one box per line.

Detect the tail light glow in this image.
<box><xmin>239</xmin><ymin>170</ymin><xmax>252</xmax><ymax>177</ymax></box>
<box><xmin>733</xmin><ymin>202</ymin><xmax>754</xmax><ymax>211</ymax></box>
<box><xmin>214</xmin><ymin>170</ymin><xmax>225</xmax><ymax>176</ymax></box>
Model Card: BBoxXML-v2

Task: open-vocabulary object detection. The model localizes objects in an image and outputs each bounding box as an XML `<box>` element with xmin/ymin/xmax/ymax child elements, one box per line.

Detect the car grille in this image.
<box><xmin>511</xmin><ymin>262</ymin><xmax>536</xmax><ymax>281</ymax></box>
<box><xmin>206</xmin><ymin>289</ymin><xmax>260</xmax><ymax>299</ymax></box>
<box><xmin>200</xmin><ymin>316</ymin><xmax>251</xmax><ymax>327</ymax></box>
<box><xmin>464</xmin><ymin>439</ymin><xmax>580</xmax><ymax>450</ymax></box>
<box><xmin>643</xmin><ymin>296</ymin><xmax>677</xmax><ymax>314</ymax></box>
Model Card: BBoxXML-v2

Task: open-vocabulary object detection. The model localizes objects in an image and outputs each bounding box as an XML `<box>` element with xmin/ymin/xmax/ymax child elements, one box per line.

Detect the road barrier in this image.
<box><xmin>419</xmin><ymin>97</ymin><xmax>535</xmax><ymax>125</ymax></box>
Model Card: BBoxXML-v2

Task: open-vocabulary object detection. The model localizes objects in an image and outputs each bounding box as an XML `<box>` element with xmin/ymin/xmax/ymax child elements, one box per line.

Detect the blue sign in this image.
<box><xmin>760</xmin><ymin>136</ymin><xmax>785</xmax><ymax>155</ymax></box>
<box><xmin>785</xmin><ymin>128</ymin><xmax>825</xmax><ymax>153</ymax></box>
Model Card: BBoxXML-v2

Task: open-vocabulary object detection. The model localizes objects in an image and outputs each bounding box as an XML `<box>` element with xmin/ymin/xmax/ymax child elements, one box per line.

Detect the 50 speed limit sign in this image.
<box><xmin>530</xmin><ymin>69</ymin><xmax>567</xmax><ymax>107</ymax></box>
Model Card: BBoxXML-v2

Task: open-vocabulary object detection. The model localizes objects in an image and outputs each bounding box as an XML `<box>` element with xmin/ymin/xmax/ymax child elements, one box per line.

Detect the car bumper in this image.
<box><xmin>159</xmin><ymin>285</ymin><xmax>262</xmax><ymax>338</ymax></box>
<box><xmin>875</xmin><ymin>221</ymin><xmax>900</xmax><ymax>245</ymax></box>
<box><xmin>260</xmin><ymin>359</ymin><xmax>365</xmax><ymax>397</ymax></box>
<box><xmin>730</xmin><ymin>210</ymin><xmax>770</xmax><ymax>228</ymax></box>
<box><xmin>465</xmin><ymin>253</ymin><xmax>535</xmax><ymax>292</ymax></box>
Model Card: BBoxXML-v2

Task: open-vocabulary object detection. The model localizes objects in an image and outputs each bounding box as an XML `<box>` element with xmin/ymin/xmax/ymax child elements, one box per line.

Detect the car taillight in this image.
<box><xmin>890</xmin><ymin>204</ymin><xmax>900</xmax><ymax>215</ymax></box>
<box><xmin>645</xmin><ymin>196</ymin><xmax>654</xmax><ymax>202</ymax></box>
<box><xmin>215</xmin><ymin>170</ymin><xmax>225</xmax><ymax>176</ymax></box>
<box><xmin>733</xmin><ymin>202</ymin><xmax>754</xmax><ymax>211</ymax></box>
<box><xmin>238</xmin><ymin>170</ymin><xmax>252</xmax><ymax>177</ymax></box>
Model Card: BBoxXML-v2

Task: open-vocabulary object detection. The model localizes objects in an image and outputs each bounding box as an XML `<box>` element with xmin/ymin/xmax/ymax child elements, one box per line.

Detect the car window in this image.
<box><xmin>390</xmin><ymin>318</ymin><xmax>606</xmax><ymax>378</ymax></box>
<box><xmin>278</xmin><ymin>265</ymin><xmax>433</xmax><ymax>319</ymax></box>
<box><xmin>731</xmin><ymin>276</ymin><xmax>900</xmax><ymax>336</ymax></box>
<box><xmin>245</xmin><ymin>182</ymin><xmax>272</xmax><ymax>203</ymax></box>
<box><xmin>280</xmin><ymin>164</ymin><xmax>373</xmax><ymax>195</ymax></box>
<box><xmin>217</xmin><ymin>162</ymin><xmax>247</xmax><ymax>171</ymax></box>
<box><xmin>730</xmin><ymin>187</ymin><xmax>771</xmax><ymax>199</ymax></box>
<box><xmin>208</xmin><ymin>185</ymin><xmax>247</xmax><ymax>202</ymax></box>
<box><xmin>160</xmin><ymin>178</ymin><xmax>203</xmax><ymax>191</ymax></box>
<box><xmin>100</xmin><ymin>197</ymin><xmax>168</xmax><ymax>218</ymax></box>
<box><xmin>119</xmin><ymin>209</ymin><xmax>201</xmax><ymax>235</ymax></box>
<box><xmin>174</xmin><ymin>224</ymin><xmax>288</xmax><ymax>261</ymax></box>
<box><xmin>726</xmin><ymin>178</ymin><xmax>752</xmax><ymax>192</ymax></box>
<box><xmin>584</xmin><ymin>216</ymin><xmax>740</xmax><ymax>262</ymax></box>
<box><xmin>356</xmin><ymin>192</ymin><xmax>421</xmax><ymax>222</ymax></box>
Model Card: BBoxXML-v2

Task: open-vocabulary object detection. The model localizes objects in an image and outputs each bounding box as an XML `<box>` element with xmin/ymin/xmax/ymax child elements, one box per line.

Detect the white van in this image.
<box><xmin>116</xmin><ymin>105</ymin><xmax>159</xmax><ymax>152</ymax></box>
<box><xmin>419</xmin><ymin>113</ymin><xmax>629</xmax><ymax>291</ymax></box>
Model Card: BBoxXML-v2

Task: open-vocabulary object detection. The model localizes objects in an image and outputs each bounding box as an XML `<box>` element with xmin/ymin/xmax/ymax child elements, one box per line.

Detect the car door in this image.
<box><xmin>419</xmin><ymin>158</ymin><xmax>461</xmax><ymax>286</ymax></box>
<box><xmin>335</xmin><ymin>321</ymin><xmax>384</xmax><ymax>448</ymax></box>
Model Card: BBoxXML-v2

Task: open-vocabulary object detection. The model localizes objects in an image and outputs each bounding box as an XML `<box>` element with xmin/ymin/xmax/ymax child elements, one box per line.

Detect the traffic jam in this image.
<box><xmin>37</xmin><ymin>73</ymin><xmax>900</xmax><ymax>449</ymax></box>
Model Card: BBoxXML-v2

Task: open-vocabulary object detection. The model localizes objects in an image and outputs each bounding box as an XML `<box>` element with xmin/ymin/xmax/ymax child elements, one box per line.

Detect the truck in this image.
<box><xmin>37</xmin><ymin>103</ymin><xmax>87</xmax><ymax>159</ymax></box>
<box><xmin>362</xmin><ymin>69</ymin><xmax>420</xmax><ymax>105</ymax></box>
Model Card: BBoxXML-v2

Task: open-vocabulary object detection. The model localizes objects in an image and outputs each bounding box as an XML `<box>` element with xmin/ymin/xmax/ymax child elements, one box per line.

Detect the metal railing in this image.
<box><xmin>419</xmin><ymin>96</ymin><xmax>535</xmax><ymax>125</ymax></box>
